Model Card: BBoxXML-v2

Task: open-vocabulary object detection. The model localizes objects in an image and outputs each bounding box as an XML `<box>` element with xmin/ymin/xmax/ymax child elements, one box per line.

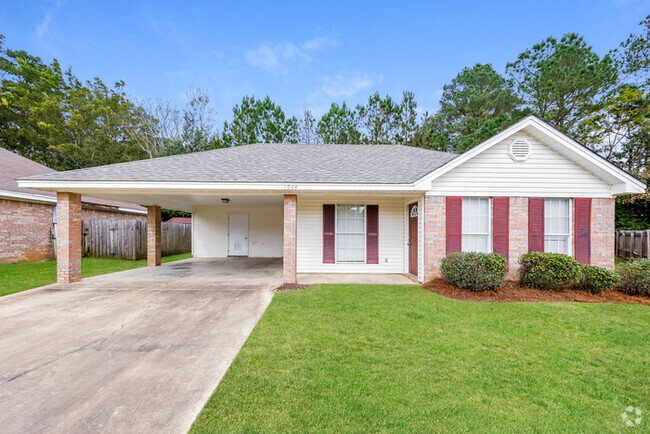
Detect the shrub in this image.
<box><xmin>441</xmin><ymin>252</ymin><xmax>507</xmax><ymax>291</ymax></box>
<box><xmin>518</xmin><ymin>252</ymin><xmax>581</xmax><ymax>290</ymax></box>
<box><xmin>576</xmin><ymin>265</ymin><xmax>619</xmax><ymax>293</ymax></box>
<box><xmin>619</xmin><ymin>258</ymin><xmax>650</xmax><ymax>295</ymax></box>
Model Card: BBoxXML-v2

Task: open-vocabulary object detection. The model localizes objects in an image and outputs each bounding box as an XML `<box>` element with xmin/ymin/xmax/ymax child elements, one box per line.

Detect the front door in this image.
<box><xmin>228</xmin><ymin>213</ymin><xmax>249</xmax><ymax>256</ymax></box>
<box><xmin>408</xmin><ymin>203</ymin><xmax>418</xmax><ymax>276</ymax></box>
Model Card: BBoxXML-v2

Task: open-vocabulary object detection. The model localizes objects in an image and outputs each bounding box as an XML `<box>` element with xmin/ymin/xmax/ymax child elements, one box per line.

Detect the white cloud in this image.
<box><xmin>302</xmin><ymin>36</ymin><xmax>339</xmax><ymax>51</ymax></box>
<box><xmin>318</xmin><ymin>73</ymin><xmax>375</xmax><ymax>99</ymax></box>
<box><xmin>244</xmin><ymin>42</ymin><xmax>312</xmax><ymax>74</ymax></box>
<box><xmin>35</xmin><ymin>12</ymin><xmax>53</xmax><ymax>40</ymax></box>
<box><xmin>244</xmin><ymin>36</ymin><xmax>339</xmax><ymax>74</ymax></box>
<box><xmin>305</xmin><ymin>72</ymin><xmax>379</xmax><ymax>117</ymax></box>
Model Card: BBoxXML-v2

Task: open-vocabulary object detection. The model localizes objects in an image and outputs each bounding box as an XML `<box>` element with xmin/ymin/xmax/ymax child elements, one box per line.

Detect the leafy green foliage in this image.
<box><xmin>618</xmin><ymin>258</ymin><xmax>650</xmax><ymax>295</ymax></box>
<box><xmin>0</xmin><ymin>44</ymin><xmax>146</xmax><ymax>170</ymax></box>
<box><xmin>506</xmin><ymin>33</ymin><xmax>618</xmax><ymax>141</ymax></box>
<box><xmin>436</xmin><ymin>64</ymin><xmax>526</xmax><ymax>152</ymax></box>
<box><xmin>518</xmin><ymin>252</ymin><xmax>582</xmax><ymax>290</ymax></box>
<box><xmin>440</xmin><ymin>252</ymin><xmax>507</xmax><ymax>290</ymax></box>
<box><xmin>316</xmin><ymin>102</ymin><xmax>361</xmax><ymax>144</ymax></box>
<box><xmin>222</xmin><ymin>95</ymin><xmax>298</xmax><ymax>146</ymax></box>
<box><xmin>576</xmin><ymin>265</ymin><xmax>620</xmax><ymax>293</ymax></box>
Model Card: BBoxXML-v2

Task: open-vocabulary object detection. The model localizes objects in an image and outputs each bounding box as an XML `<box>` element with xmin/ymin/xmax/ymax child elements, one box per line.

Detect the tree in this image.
<box><xmin>316</xmin><ymin>102</ymin><xmax>362</xmax><ymax>144</ymax></box>
<box><xmin>396</xmin><ymin>91</ymin><xmax>418</xmax><ymax>144</ymax></box>
<box><xmin>410</xmin><ymin>112</ymin><xmax>450</xmax><ymax>151</ymax></box>
<box><xmin>437</xmin><ymin>63</ymin><xmax>523</xmax><ymax>152</ymax></box>
<box><xmin>506</xmin><ymin>33</ymin><xmax>618</xmax><ymax>139</ymax></box>
<box><xmin>357</xmin><ymin>92</ymin><xmax>402</xmax><ymax>144</ymax></box>
<box><xmin>0</xmin><ymin>38</ymin><xmax>145</xmax><ymax>169</ymax></box>
<box><xmin>221</xmin><ymin>96</ymin><xmax>293</xmax><ymax>146</ymax></box>
<box><xmin>615</xmin><ymin>14</ymin><xmax>650</xmax><ymax>87</ymax></box>
<box><xmin>298</xmin><ymin>109</ymin><xmax>317</xmax><ymax>144</ymax></box>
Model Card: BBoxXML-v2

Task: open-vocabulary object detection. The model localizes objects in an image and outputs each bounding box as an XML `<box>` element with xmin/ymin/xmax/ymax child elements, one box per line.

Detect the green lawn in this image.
<box><xmin>192</xmin><ymin>284</ymin><xmax>649</xmax><ymax>433</ymax></box>
<box><xmin>0</xmin><ymin>253</ymin><xmax>192</xmax><ymax>297</ymax></box>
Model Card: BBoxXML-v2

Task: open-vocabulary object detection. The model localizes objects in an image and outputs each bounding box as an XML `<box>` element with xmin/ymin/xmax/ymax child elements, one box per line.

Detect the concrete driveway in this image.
<box><xmin>0</xmin><ymin>257</ymin><xmax>282</xmax><ymax>434</ymax></box>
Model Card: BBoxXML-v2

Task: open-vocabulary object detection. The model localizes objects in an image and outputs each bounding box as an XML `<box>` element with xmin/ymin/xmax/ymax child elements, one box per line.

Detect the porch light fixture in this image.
<box><xmin>221</xmin><ymin>198</ymin><xmax>230</xmax><ymax>204</ymax></box>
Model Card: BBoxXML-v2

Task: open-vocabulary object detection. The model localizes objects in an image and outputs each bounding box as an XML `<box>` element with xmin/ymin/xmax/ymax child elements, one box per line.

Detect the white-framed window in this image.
<box><xmin>462</xmin><ymin>197</ymin><xmax>491</xmax><ymax>253</ymax></box>
<box><xmin>336</xmin><ymin>204</ymin><xmax>366</xmax><ymax>263</ymax></box>
<box><xmin>544</xmin><ymin>198</ymin><xmax>571</xmax><ymax>255</ymax></box>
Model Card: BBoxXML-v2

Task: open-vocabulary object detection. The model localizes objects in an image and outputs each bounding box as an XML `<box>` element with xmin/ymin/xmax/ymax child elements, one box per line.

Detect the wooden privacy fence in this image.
<box><xmin>616</xmin><ymin>230</ymin><xmax>650</xmax><ymax>259</ymax></box>
<box><xmin>82</xmin><ymin>220</ymin><xmax>191</xmax><ymax>260</ymax></box>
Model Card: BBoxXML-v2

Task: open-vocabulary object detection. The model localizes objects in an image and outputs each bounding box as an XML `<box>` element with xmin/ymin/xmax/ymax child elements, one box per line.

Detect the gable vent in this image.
<box><xmin>508</xmin><ymin>139</ymin><xmax>531</xmax><ymax>162</ymax></box>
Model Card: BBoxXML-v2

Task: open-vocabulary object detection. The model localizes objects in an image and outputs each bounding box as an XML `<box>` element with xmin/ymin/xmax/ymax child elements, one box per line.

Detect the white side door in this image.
<box><xmin>228</xmin><ymin>213</ymin><xmax>249</xmax><ymax>256</ymax></box>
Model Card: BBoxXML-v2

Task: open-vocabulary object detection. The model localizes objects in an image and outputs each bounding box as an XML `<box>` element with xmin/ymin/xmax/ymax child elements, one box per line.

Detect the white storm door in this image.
<box><xmin>228</xmin><ymin>213</ymin><xmax>249</xmax><ymax>256</ymax></box>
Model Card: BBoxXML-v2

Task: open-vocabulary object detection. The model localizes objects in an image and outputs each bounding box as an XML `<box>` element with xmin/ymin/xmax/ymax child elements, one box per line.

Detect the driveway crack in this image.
<box><xmin>96</xmin><ymin>305</ymin><xmax>151</xmax><ymax>350</ymax></box>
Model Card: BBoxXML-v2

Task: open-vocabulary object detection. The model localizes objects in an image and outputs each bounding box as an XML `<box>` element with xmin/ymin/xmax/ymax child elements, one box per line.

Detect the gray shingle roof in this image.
<box><xmin>0</xmin><ymin>147</ymin><xmax>145</xmax><ymax>210</ymax></box>
<box><xmin>23</xmin><ymin>144</ymin><xmax>457</xmax><ymax>184</ymax></box>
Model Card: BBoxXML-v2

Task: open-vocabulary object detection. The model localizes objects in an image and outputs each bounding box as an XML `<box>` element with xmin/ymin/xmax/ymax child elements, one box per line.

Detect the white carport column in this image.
<box><xmin>283</xmin><ymin>194</ymin><xmax>297</xmax><ymax>283</ymax></box>
<box><xmin>147</xmin><ymin>205</ymin><xmax>162</xmax><ymax>266</ymax></box>
<box><xmin>56</xmin><ymin>192</ymin><xmax>82</xmax><ymax>283</ymax></box>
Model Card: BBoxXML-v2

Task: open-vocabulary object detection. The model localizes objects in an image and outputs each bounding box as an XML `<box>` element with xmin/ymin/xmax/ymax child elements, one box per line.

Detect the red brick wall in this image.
<box><xmin>591</xmin><ymin>198</ymin><xmax>615</xmax><ymax>270</ymax></box>
<box><xmin>423</xmin><ymin>195</ymin><xmax>446</xmax><ymax>281</ymax></box>
<box><xmin>0</xmin><ymin>199</ymin><xmax>54</xmax><ymax>263</ymax></box>
<box><xmin>423</xmin><ymin>195</ymin><xmax>617</xmax><ymax>282</ymax></box>
<box><xmin>147</xmin><ymin>205</ymin><xmax>162</xmax><ymax>266</ymax></box>
<box><xmin>0</xmin><ymin>199</ymin><xmax>146</xmax><ymax>265</ymax></box>
<box><xmin>57</xmin><ymin>192</ymin><xmax>82</xmax><ymax>283</ymax></box>
<box><xmin>283</xmin><ymin>194</ymin><xmax>297</xmax><ymax>283</ymax></box>
<box><xmin>508</xmin><ymin>197</ymin><xmax>528</xmax><ymax>277</ymax></box>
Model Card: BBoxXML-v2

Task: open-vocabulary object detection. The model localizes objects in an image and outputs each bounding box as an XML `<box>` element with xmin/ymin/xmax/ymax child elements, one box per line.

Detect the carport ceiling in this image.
<box><xmin>64</xmin><ymin>192</ymin><xmax>284</xmax><ymax>212</ymax></box>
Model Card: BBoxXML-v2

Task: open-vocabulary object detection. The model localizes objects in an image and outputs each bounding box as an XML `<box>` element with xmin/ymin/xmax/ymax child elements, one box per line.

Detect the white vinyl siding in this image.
<box><xmin>336</xmin><ymin>204</ymin><xmax>366</xmax><ymax>263</ymax></box>
<box><xmin>544</xmin><ymin>198</ymin><xmax>571</xmax><ymax>255</ymax></box>
<box><xmin>192</xmin><ymin>206</ymin><xmax>283</xmax><ymax>257</ymax></box>
<box><xmin>428</xmin><ymin>132</ymin><xmax>612</xmax><ymax>197</ymax></box>
<box><xmin>297</xmin><ymin>196</ymin><xmax>405</xmax><ymax>273</ymax></box>
<box><xmin>462</xmin><ymin>197</ymin><xmax>491</xmax><ymax>253</ymax></box>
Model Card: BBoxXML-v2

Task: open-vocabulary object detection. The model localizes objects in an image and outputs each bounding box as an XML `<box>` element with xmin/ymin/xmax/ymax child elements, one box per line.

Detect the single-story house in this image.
<box><xmin>18</xmin><ymin>116</ymin><xmax>646</xmax><ymax>283</ymax></box>
<box><xmin>0</xmin><ymin>147</ymin><xmax>146</xmax><ymax>263</ymax></box>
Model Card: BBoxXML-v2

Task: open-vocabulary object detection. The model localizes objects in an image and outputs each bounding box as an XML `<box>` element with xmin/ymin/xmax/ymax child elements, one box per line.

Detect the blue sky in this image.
<box><xmin>1</xmin><ymin>1</ymin><xmax>649</xmax><ymax>122</ymax></box>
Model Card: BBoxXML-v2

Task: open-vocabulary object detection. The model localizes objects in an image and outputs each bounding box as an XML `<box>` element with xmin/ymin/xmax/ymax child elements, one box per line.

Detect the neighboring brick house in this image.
<box><xmin>19</xmin><ymin>116</ymin><xmax>646</xmax><ymax>284</ymax></box>
<box><xmin>0</xmin><ymin>148</ymin><xmax>146</xmax><ymax>264</ymax></box>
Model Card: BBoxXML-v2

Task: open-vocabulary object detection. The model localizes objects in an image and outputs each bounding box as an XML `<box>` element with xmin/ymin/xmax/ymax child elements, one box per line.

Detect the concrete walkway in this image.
<box><xmin>0</xmin><ymin>258</ymin><xmax>282</xmax><ymax>434</ymax></box>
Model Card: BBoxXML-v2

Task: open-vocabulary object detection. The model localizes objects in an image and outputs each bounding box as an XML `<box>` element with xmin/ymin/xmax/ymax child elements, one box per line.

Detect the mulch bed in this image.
<box><xmin>424</xmin><ymin>278</ymin><xmax>650</xmax><ymax>306</ymax></box>
<box><xmin>274</xmin><ymin>283</ymin><xmax>312</xmax><ymax>293</ymax></box>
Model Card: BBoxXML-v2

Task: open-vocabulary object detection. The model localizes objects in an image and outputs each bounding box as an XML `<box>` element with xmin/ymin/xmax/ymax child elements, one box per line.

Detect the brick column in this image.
<box><xmin>283</xmin><ymin>194</ymin><xmax>297</xmax><ymax>283</ymax></box>
<box><xmin>508</xmin><ymin>197</ymin><xmax>528</xmax><ymax>278</ymax></box>
<box><xmin>423</xmin><ymin>195</ymin><xmax>446</xmax><ymax>282</ymax></box>
<box><xmin>147</xmin><ymin>205</ymin><xmax>161</xmax><ymax>266</ymax></box>
<box><xmin>591</xmin><ymin>198</ymin><xmax>615</xmax><ymax>271</ymax></box>
<box><xmin>57</xmin><ymin>192</ymin><xmax>82</xmax><ymax>283</ymax></box>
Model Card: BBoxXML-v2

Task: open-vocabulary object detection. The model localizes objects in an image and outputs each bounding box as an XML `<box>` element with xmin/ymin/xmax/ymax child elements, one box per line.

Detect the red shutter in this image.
<box><xmin>574</xmin><ymin>198</ymin><xmax>592</xmax><ymax>264</ymax></box>
<box><xmin>446</xmin><ymin>197</ymin><xmax>462</xmax><ymax>255</ymax></box>
<box><xmin>528</xmin><ymin>198</ymin><xmax>545</xmax><ymax>252</ymax></box>
<box><xmin>493</xmin><ymin>197</ymin><xmax>509</xmax><ymax>262</ymax></box>
<box><xmin>323</xmin><ymin>204</ymin><xmax>335</xmax><ymax>263</ymax></box>
<box><xmin>366</xmin><ymin>205</ymin><xmax>379</xmax><ymax>264</ymax></box>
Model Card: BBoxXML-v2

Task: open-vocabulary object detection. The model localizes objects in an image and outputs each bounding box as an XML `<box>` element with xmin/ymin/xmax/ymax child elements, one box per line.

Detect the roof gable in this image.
<box><xmin>414</xmin><ymin>116</ymin><xmax>646</xmax><ymax>195</ymax></box>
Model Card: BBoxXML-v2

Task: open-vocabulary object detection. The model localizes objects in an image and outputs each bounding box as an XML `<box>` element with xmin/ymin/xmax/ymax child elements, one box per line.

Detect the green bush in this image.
<box><xmin>619</xmin><ymin>258</ymin><xmax>650</xmax><ymax>295</ymax></box>
<box><xmin>441</xmin><ymin>252</ymin><xmax>507</xmax><ymax>291</ymax></box>
<box><xmin>575</xmin><ymin>265</ymin><xmax>619</xmax><ymax>293</ymax></box>
<box><xmin>518</xmin><ymin>252</ymin><xmax>582</xmax><ymax>290</ymax></box>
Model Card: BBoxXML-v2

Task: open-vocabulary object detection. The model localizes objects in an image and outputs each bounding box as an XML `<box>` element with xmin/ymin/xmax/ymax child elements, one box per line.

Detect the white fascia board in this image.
<box><xmin>17</xmin><ymin>180</ymin><xmax>423</xmax><ymax>193</ymax></box>
<box><xmin>0</xmin><ymin>190</ymin><xmax>56</xmax><ymax>204</ymax></box>
<box><xmin>0</xmin><ymin>189</ymin><xmax>145</xmax><ymax>214</ymax></box>
<box><xmin>414</xmin><ymin>116</ymin><xmax>647</xmax><ymax>194</ymax></box>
